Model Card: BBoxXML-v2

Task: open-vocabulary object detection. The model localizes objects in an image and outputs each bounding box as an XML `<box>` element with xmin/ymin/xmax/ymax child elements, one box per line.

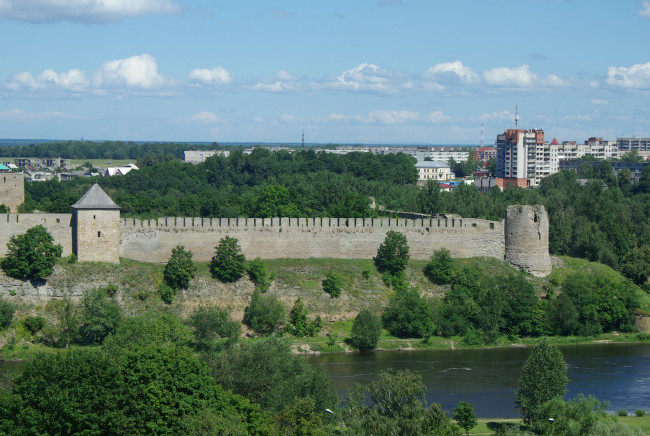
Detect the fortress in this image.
<box><xmin>0</xmin><ymin>178</ymin><xmax>552</xmax><ymax>277</ymax></box>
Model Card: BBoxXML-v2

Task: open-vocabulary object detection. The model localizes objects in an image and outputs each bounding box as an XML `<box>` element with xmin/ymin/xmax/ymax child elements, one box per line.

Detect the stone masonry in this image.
<box><xmin>0</xmin><ymin>184</ymin><xmax>552</xmax><ymax>276</ymax></box>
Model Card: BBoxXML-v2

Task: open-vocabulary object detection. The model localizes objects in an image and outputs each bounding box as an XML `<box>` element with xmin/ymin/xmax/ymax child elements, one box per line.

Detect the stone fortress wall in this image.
<box><xmin>0</xmin><ymin>179</ymin><xmax>553</xmax><ymax>277</ymax></box>
<box><xmin>119</xmin><ymin>216</ymin><xmax>506</xmax><ymax>264</ymax></box>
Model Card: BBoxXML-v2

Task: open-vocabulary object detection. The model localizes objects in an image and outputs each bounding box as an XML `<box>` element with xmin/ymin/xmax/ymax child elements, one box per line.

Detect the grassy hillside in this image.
<box><xmin>1</xmin><ymin>254</ymin><xmax>648</xmax><ymax>358</ymax></box>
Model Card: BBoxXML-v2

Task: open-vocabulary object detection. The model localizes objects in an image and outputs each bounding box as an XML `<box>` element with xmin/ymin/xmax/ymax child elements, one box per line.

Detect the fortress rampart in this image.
<box><xmin>119</xmin><ymin>216</ymin><xmax>506</xmax><ymax>264</ymax></box>
<box><xmin>0</xmin><ymin>182</ymin><xmax>552</xmax><ymax>276</ymax></box>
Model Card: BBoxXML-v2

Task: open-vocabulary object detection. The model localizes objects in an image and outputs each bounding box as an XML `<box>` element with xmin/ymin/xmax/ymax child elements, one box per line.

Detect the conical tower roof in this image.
<box><xmin>71</xmin><ymin>183</ymin><xmax>120</xmax><ymax>210</ymax></box>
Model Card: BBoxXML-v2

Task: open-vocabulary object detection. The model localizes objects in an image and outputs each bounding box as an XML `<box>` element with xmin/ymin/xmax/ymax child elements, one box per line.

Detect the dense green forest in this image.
<box><xmin>17</xmin><ymin>146</ymin><xmax>650</xmax><ymax>286</ymax></box>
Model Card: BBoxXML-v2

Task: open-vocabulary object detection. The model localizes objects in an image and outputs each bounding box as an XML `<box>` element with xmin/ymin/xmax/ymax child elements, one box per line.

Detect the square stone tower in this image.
<box><xmin>71</xmin><ymin>184</ymin><xmax>120</xmax><ymax>263</ymax></box>
<box><xmin>0</xmin><ymin>172</ymin><xmax>24</xmax><ymax>212</ymax></box>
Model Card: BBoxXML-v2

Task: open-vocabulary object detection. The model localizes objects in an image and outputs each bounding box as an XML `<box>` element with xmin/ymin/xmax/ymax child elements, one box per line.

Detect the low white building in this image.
<box><xmin>415</xmin><ymin>161</ymin><xmax>452</xmax><ymax>184</ymax></box>
<box><xmin>184</xmin><ymin>150</ymin><xmax>230</xmax><ymax>164</ymax></box>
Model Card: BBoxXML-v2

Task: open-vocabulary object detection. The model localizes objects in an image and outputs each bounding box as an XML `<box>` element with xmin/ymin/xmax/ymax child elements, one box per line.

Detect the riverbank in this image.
<box><xmin>288</xmin><ymin>326</ymin><xmax>650</xmax><ymax>355</ymax></box>
<box><xmin>467</xmin><ymin>416</ymin><xmax>650</xmax><ymax>435</ymax></box>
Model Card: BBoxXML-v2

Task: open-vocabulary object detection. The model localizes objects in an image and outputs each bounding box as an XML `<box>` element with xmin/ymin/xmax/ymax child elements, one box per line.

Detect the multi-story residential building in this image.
<box><xmin>474</xmin><ymin>147</ymin><xmax>496</xmax><ymax>164</ymax></box>
<box><xmin>617</xmin><ymin>137</ymin><xmax>650</xmax><ymax>152</ymax></box>
<box><xmin>496</xmin><ymin>128</ymin><xmax>545</xmax><ymax>186</ymax></box>
<box><xmin>497</xmin><ymin>130</ymin><xmax>622</xmax><ymax>187</ymax></box>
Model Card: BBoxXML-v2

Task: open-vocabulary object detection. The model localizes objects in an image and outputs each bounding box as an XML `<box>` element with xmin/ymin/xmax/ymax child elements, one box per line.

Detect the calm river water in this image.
<box><xmin>1</xmin><ymin>343</ymin><xmax>647</xmax><ymax>418</ymax></box>
<box><xmin>305</xmin><ymin>343</ymin><xmax>650</xmax><ymax>418</ymax></box>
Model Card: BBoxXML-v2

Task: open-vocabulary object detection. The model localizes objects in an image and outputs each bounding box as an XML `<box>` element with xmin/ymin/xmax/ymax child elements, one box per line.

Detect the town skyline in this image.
<box><xmin>1</xmin><ymin>1</ymin><xmax>649</xmax><ymax>145</ymax></box>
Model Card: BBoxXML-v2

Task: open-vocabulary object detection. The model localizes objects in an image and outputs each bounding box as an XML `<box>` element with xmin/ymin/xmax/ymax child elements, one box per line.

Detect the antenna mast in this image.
<box><xmin>514</xmin><ymin>105</ymin><xmax>520</xmax><ymax>129</ymax></box>
<box><xmin>480</xmin><ymin>122</ymin><xmax>484</xmax><ymax>147</ymax></box>
<box><xmin>302</xmin><ymin>129</ymin><xmax>305</xmax><ymax>148</ymax></box>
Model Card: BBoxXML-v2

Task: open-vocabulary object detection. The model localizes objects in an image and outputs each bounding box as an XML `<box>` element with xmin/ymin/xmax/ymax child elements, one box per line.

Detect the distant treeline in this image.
<box><xmin>0</xmin><ymin>139</ymin><xmax>224</xmax><ymax>161</ymax></box>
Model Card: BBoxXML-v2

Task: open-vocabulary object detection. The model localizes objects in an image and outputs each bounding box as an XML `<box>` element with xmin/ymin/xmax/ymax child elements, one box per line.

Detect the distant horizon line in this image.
<box><xmin>0</xmin><ymin>138</ymin><xmax>481</xmax><ymax>148</ymax></box>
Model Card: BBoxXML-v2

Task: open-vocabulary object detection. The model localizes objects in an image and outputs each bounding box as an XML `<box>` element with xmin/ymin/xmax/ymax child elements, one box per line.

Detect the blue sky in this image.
<box><xmin>1</xmin><ymin>0</ymin><xmax>649</xmax><ymax>145</ymax></box>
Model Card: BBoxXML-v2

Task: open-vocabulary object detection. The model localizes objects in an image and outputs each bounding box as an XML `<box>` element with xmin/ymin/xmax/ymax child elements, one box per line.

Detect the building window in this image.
<box><xmin>98</xmin><ymin>231</ymin><xmax>101</xmax><ymax>237</ymax></box>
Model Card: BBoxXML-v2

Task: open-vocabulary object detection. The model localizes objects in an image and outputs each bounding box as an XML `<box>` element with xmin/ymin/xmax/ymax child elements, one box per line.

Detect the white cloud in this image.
<box><xmin>6</xmin><ymin>69</ymin><xmax>89</xmax><ymax>92</ymax></box>
<box><xmin>590</xmin><ymin>99</ymin><xmax>608</xmax><ymax>106</ymax></box>
<box><xmin>356</xmin><ymin>110</ymin><xmax>420</xmax><ymax>125</ymax></box>
<box><xmin>187</xmin><ymin>111</ymin><xmax>220</xmax><ymax>124</ymax></box>
<box><xmin>480</xmin><ymin>110</ymin><xmax>512</xmax><ymax>121</ymax></box>
<box><xmin>0</xmin><ymin>108</ymin><xmax>78</xmax><ymax>120</ymax></box>
<box><xmin>426</xmin><ymin>110</ymin><xmax>451</xmax><ymax>123</ymax></box>
<box><xmin>640</xmin><ymin>1</ymin><xmax>650</xmax><ymax>18</ymax></box>
<box><xmin>607</xmin><ymin>62</ymin><xmax>650</xmax><ymax>89</ymax></box>
<box><xmin>563</xmin><ymin>114</ymin><xmax>591</xmax><ymax>122</ymax></box>
<box><xmin>483</xmin><ymin>65</ymin><xmax>536</xmax><ymax>87</ymax></box>
<box><xmin>324</xmin><ymin>63</ymin><xmax>408</xmax><ymax>93</ymax></box>
<box><xmin>0</xmin><ymin>0</ymin><xmax>180</xmax><ymax>23</ymax></box>
<box><xmin>250</xmin><ymin>70</ymin><xmax>304</xmax><ymax>92</ymax></box>
<box><xmin>424</xmin><ymin>61</ymin><xmax>479</xmax><ymax>83</ymax></box>
<box><xmin>280</xmin><ymin>114</ymin><xmax>296</xmax><ymax>123</ymax></box>
<box><xmin>93</xmin><ymin>54</ymin><xmax>172</xmax><ymax>89</ymax></box>
<box><xmin>189</xmin><ymin>67</ymin><xmax>232</xmax><ymax>85</ymax></box>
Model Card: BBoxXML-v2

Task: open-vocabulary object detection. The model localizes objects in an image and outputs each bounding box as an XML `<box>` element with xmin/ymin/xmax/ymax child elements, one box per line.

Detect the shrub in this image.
<box><xmin>617</xmin><ymin>409</ymin><xmax>628</xmax><ymax>417</ymax></box>
<box><xmin>76</xmin><ymin>287</ymin><xmax>122</xmax><ymax>346</ymax></box>
<box><xmin>23</xmin><ymin>316</ymin><xmax>46</xmax><ymax>334</ymax></box>
<box><xmin>1</xmin><ymin>225</ymin><xmax>63</xmax><ymax>280</ymax></box>
<box><xmin>374</xmin><ymin>231</ymin><xmax>410</xmax><ymax>278</ymax></box>
<box><xmin>243</xmin><ymin>290</ymin><xmax>285</xmax><ymax>335</ymax></box>
<box><xmin>0</xmin><ymin>300</ymin><xmax>15</xmax><ymax>329</ymax></box>
<box><xmin>210</xmin><ymin>236</ymin><xmax>246</xmax><ymax>283</ymax></box>
<box><xmin>424</xmin><ymin>248</ymin><xmax>455</xmax><ymax>285</ymax></box>
<box><xmin>247</xmin><ymin>258</ymin><xmax>274</xmax><ymax>292</ymax></box>
<box><xmin>159</xmin><ymin>283</ymin><xmax>175</xmax><ymax>305</ymax></box>
<box><xmin>635</xmin><ymin>409</ymin><xmax>646</xmax><ymax>417</ymax></box>
<box><xmin>188</xmin><ymin>306</ymin><xmax>241</xmax><ymax>351</ymax></box>
<box><xmin>163</xmin><ymin>245</ymin><xmax>196</xmax><ymax>290</ymax></box>
<box><xmin>322</xmin><ymin>271</ymin><xmax>343</xmax><ymax>298</ymax></box>
<box><xmin>382</xmin><ymin>288</ymin><xmax>434</xmax><ymax>338</ymax></box>
<box><xmin>350</xmin><ymin>309</ymin><xmax>382</xmax><ymax>351</ymax></box>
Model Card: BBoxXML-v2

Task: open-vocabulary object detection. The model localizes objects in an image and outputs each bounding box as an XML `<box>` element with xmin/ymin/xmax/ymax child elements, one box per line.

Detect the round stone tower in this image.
<box><xmin>504</xmin><ymin>205</ymin><xmax>552</xmax><ymax>277</ymax></box>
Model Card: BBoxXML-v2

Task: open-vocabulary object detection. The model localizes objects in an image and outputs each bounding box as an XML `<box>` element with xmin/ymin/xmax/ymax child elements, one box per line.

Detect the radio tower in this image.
<box><xmin>301</xmin><ymin>129</ymin><xmax>305</xmax><ymax>148</ymax></box>
<box><xmin>514</xmin><ymin>105</ymin><xmax>520</xmax><ymax>129</ymax></box>
<box><xmin>480</xmin><ymin>122</ymin><xmax>484</xmax><ymax>147</ymax></box>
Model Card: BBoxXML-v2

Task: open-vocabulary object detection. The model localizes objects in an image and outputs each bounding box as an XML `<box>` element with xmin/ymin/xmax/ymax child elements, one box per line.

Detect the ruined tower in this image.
<box><xmin>71</xmin><ymin>184</ymin><xmax>120</xmax><ymax>263</ymax></box>
<box><xmin>504</xmin><ymin>205</ymin><xmax>552</xmax><ymax>277</ymax></box>
<box><xmin>0</xmin><ymin>173</ymin><xmax>24</xmax><ymax>212</ymax></box>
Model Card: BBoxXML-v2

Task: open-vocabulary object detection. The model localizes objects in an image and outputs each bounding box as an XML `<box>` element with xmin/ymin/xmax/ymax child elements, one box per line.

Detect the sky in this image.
<box><xmin>0</xmin><ymin>0</ymin><xmax>649</xmax><ymax>145</ymax></box>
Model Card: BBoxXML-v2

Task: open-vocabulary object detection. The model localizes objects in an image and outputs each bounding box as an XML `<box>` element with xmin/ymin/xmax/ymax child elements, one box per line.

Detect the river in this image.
<box><xmin>305</xmin><ymin>343</ymin><xmax>650</xmax><ymax>418</ymax></box>
<box><xmin>1</xmin><ymin>343</ymin><xmax>648</xmax><ymax>418</ymax></box>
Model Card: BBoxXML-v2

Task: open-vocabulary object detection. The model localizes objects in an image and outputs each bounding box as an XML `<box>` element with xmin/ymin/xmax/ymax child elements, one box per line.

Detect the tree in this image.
<box><xmin>374</xmin><ymin>230</ymin><xmax>410</xmax><ymax>277</ymax></box>
<box><xmin>288</xmin><ymin>298</ymin><xmax>308</xmax><ymax>337</ymax></box>
<box><xmin>247</xmin><ymin>257</ymin><xmax>274</xmax><ymax>292</ymax></box>
<box><xmin>207</xmin><ymin>337</ymin><xmax>337</xmax><ymax>415</ymax></box>
<box><xmin>0</xmin><ymin>299</ymin><xmax>14</xmax><ymax>330</ymax></box>
<box><xmin>515</xmin><ymin>338</ymin><xmax>568</xmax><ymax>424</ymax></box>
<box><xmin>350</xmin><ymin>309</ymin><xmax>382</xmax><ymax>351</ymax></box>
<box><xmin>188</xmin><ymin>306</ymin><xmax>241</xmax><ymax>351</ymax></box>
<box><xmin>103</xmin><ymin>313</ymin><xmax>193</xmax><ymax>355</ymax></box>
<box><xmin>210</xmin><ymin>236</ymin><xmax>246</xmax><ymax>283</ymax></box>
<box><xmin>0</xmin><ymin>204</ymin><xmax>8</xmax><ymax>213</ymax></box>
<box><xmin>1</xmin><ymin>225</ymin><xmax>62</xmax><ymax>280</ymax></box>
<box><xmin>3</xmin><ymin>347</ymin><xmax>272</xmax><ymax>435</ymax></box>
<box><xmin>382</xmin><ymin>288</ymin><xmax>434</xmax><ymax>338</ymax></box>
<box><xmin>163</xmin><ymin>245</ymin><xmax>196</xmax><ymax>290</ymax></box>
<box><xmin>243</xmin><ymin>290</ymin><xmax>286</xmax><ymax>335</ymax></box>
<box><xmin>424</xmin><ymin>248</ymin><xmax>455</xmax><ymax>285</ymax></box>
<box><xmin>77</xmin><ymin>287</ymin><xmax>121</xmax><ymax>346</ymax></box>
<box><xmin>453</xmin><ymin>402</ymin><xmax>477</xmax><ymax>436</ymax></box>
<box><xmin>322</xmin><ymin>271</ymin><xmax>343</xmax><ymax>298</ymax></box>
<box><xmin>341</xmin><ymin>369</ymin><xmax>460</xmax><ymax>436</ymax></box>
